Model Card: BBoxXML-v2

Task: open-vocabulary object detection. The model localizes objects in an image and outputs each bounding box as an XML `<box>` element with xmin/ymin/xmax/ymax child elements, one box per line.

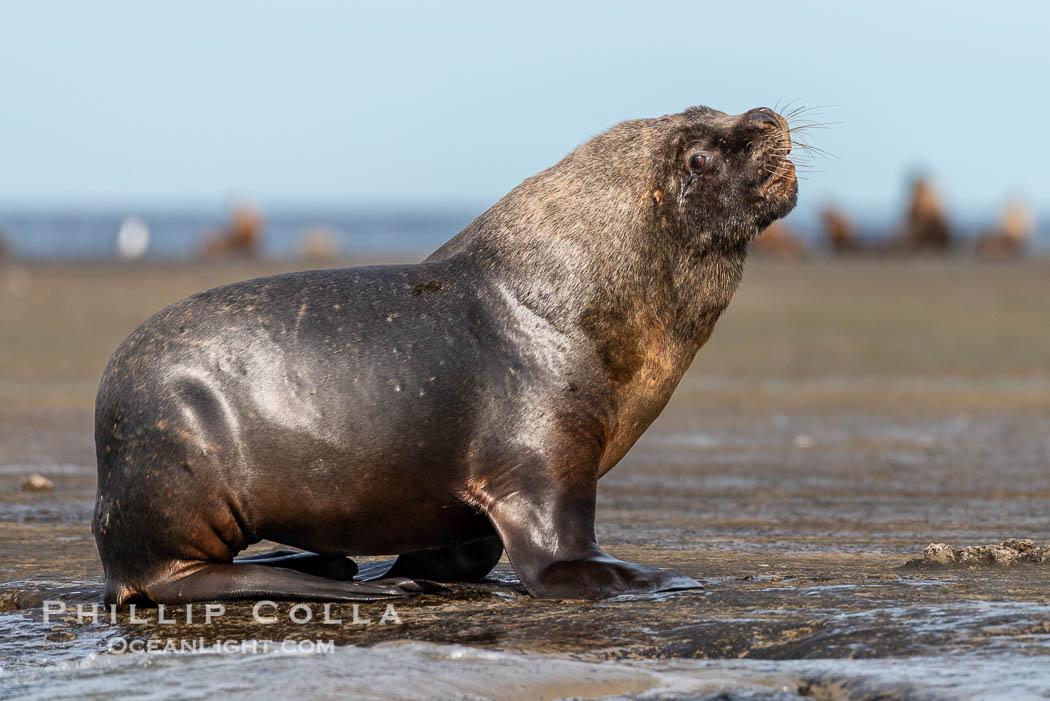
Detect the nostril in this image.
<box><xmin>748</xmin><ymin>107</ymin><xmax>780</xmax><ymax>128</ymax></box>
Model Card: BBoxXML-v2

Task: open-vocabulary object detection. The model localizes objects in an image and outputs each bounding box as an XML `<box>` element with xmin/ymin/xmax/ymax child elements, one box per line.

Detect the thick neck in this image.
<box><xmin>430</xmin><ymin>170</ymin><xmax>749</xmax><ymax>353</ymax></box>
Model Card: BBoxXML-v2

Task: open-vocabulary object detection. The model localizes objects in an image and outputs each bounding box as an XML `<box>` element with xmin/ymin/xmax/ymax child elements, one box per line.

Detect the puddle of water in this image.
<box><xmin>0</xmin><ymin>501</ymin><xmax>93</xmax><ymax>524</ymax></box>
<box><xmin>4</xmin><ymin>640</ymin><xmax>1050</xmax><ymax>701</ymax></box>
<box><xmin>5</xmin><ymin>579</ymin><xmax>1050</xmax><ymax>700</ymax></box>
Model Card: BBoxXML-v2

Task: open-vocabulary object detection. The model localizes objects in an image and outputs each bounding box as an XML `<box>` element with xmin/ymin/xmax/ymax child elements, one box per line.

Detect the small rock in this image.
<box><xmin>905</xmin><ymin>539</ymin><xmax>1050</xmax><ymax>569</ymax></box>
<box><xmin>1003</xmin><ymin>538</ymin><xmax>1034</xmax><ymax>553</ymax></box>
<box><xmin>0</xmin><ymin>589</ymin><xmax>43</xmax><ymax>612</ymax></box>
<box><xmin>921</xmin><ymin>543</ymin><xmax>957</xmax><ymax>566</ymax></box>
<box><xmin>958</xmin><ymin>545</ymin><xmax>1018</xmax><ymax>567</ymax></box>
<box><xmin>44</xmin><ymin>631</ymin><xmax>76</xmax><ymax>643</ymax></box>
<box><xmin>21</xmin><ymin>474</ymin><xmax>54</xmax><ymax>492</ymax></box>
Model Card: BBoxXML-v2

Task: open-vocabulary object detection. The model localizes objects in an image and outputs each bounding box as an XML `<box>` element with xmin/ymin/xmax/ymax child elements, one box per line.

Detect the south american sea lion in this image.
<box><xmin>93</xmin><ymin>105</ymin><xmax>798</xmax><ymax>605</ymax></box>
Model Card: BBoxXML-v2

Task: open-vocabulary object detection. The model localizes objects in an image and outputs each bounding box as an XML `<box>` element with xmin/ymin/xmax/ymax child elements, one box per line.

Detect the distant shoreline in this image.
<box><xmin>2</xmin><ymin>209</ymin><xmax>1048</xmax><ymax>260</ymax></box>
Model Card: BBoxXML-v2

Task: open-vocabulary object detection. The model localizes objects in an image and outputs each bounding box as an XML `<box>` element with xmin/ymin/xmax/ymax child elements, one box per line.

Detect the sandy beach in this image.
<box><xmin>2</xmin><ymin>257</ymin><xmax>1049</xmax><ymax>699</ymax></box>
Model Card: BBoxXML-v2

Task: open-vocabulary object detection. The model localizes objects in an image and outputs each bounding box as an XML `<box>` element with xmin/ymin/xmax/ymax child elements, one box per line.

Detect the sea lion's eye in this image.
<box><xmin>689</xmin><ymin>154</ymin><xmax>708</xmax><ymax>171</ymax></box>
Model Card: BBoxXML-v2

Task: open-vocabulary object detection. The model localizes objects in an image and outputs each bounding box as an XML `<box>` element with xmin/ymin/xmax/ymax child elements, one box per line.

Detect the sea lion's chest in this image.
<box><xmin>594</xmin><ymin>291</ymin><xmax>735</xmax><ymax>475</ymax></box>
<box><xmin>595</xmin><ymin>327</ymin><xmax>694</xmax><ymax>475</ymax></box>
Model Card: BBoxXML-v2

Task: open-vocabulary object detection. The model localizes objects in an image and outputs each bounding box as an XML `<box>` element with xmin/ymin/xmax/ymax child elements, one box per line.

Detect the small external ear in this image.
<box><xmin>652</xmin><ymin>189</ymin><xmax>665</xmax><ymax>206</ymax></box>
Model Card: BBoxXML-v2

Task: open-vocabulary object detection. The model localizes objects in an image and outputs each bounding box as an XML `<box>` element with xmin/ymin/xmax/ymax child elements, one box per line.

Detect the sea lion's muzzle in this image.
<box><xmin>744</xmin><ymin>108</ymin><xmax>796</xmax><ymax>202</ymax></box>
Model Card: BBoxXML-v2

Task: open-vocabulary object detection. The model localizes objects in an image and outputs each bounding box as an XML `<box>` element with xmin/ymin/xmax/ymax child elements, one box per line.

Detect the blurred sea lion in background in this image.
<box><xmin>976</xmin><ymin>200</ymin><xmax>1033</xmax><ymax>258</ymax></box>
<box><xmin>822</xmin><ymin>206</ymin><xmax>858</xmax><ymax>253</ymax></box>
<box><xmin>200</xmin><ymin>205</ymin><xmax>264</xmax><ymax>259</ymax></box>
<box><xmin>298</xmin><ymin>226</ymin><xmax>343</xmax><ymax>262</ymax></box>
<box><xmin>889</xmin><ymin>176</ymin><xmax>951</xmax><ymax>252</ymax></box>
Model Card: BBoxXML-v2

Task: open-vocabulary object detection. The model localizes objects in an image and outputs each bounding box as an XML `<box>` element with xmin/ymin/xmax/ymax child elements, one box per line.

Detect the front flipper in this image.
<box><xmin>533</xmin><ymin>549</ymin><xmax>700</xmax><ymax>598</ymax></box>
<box><xmin>354</xmin><ymin>536</ymin><xmax>504</xmax><ymax>582</ymax></box>
<box><xmin>479</xmin><ymin>457</ymin><xmax>700</xmax><ymax>599</ymax></box>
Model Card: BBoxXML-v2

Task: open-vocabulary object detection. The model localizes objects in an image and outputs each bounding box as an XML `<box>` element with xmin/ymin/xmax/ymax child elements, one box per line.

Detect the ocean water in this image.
<box><xmin>0</xmin><ymin>210</ymin><xmax>1046</xmax><ymax>260</ymax></box>
<box><xmin>0</xmin><ymin>210</ymin><xmax>478</xmax><ymax>261</ymax></box>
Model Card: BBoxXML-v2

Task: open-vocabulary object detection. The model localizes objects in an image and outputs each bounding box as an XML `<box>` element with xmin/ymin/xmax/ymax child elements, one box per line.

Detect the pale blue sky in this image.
<box><xmin>0</xmin><ymin>1</ymin><xmax>1046</xmax><ymax>219</ymax></box>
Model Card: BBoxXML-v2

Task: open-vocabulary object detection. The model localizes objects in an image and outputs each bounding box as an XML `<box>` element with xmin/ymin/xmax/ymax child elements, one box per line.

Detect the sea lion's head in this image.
<box><xmin>437</xmin><ymin>105</ymin><xmax>800</xmax><ymax>266</ymax></box>
<box><xmin>667</xmin><ymin>106</ymin><xmax>798</xmax><ymax>238</ymax></box>
<box><xmin>558</xmin><ymin>105</ymin><xmax>798</xmax><ymax>249</ymax></box>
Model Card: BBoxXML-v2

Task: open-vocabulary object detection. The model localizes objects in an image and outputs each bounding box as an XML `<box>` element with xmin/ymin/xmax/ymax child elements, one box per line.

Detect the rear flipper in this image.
<box><xmin>230</xmin><ymin>536</ymin><xmax>503</xmax><ymax>588</ymax></box>
<box><xmin>354</xmin><ymin>537</ymin><xmax>505</xmax><ymax>582</ymax></box>
<box><xmin>145</xmin><ymin>562</ymin><xmax>422</xmax><ymax>604</ymax></box>
<box><xmin>234</xmin><ymin>550</ymin><xmax>359</xmax><ymax>581</ymax></box>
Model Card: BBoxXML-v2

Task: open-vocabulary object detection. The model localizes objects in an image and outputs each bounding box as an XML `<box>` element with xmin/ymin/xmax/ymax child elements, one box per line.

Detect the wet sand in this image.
<box><xmin>2</xmin><ymin>258</ymin><xmax>1050</xmax><ymax>699</ymax></box>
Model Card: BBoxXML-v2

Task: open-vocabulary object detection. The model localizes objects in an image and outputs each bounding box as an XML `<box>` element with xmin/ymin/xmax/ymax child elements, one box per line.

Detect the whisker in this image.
<box><xmin>789</xmin><ymin>122</ymin><xmax>840</xmax><ymax>132</ymax></box>
<box><xmin>793</xmin><ymin>142</ymin><xmax>838</xmax><ymax>160</ymax></box>
<box><xmin>782</xmin><ymin>105</ymin><xmax>816</xmax><ymax>122</ymax></box>
<box><xmin>783</xmin><ymin>103</ymin><xmax>837</xmax><ymax>119</ymax></box>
